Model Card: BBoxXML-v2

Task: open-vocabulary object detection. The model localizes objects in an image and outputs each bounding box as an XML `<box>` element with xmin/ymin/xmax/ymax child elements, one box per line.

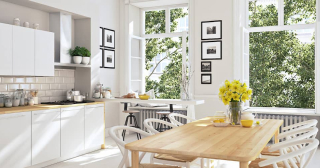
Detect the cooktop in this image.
<box><xmin>41</xmin><ymin>100</ymin><xmax>95</xmax><ymax>105</ymax></box>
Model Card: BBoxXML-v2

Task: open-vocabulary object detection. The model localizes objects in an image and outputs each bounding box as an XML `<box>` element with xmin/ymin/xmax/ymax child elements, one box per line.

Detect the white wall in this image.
<box><xmin>0</xmin><ymin>1</ymin><xmax>49</xmax><ymax>31</ymax></box>
<box><xmin>193</xmin><ymin>0</ymin><xmax>234</xmax><ymax>119</ymax></box>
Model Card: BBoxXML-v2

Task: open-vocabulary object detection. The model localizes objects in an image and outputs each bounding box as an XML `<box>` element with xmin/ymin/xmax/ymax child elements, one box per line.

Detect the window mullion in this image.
<box><xmin>166</xmin><ymin>7</ymin><xmax>170</xmax><ymax>34</ymax></box>
<box><xmin>278</xmin><ymin>0</ymin><xmax>284</xmax><ymax>26</ymax></box>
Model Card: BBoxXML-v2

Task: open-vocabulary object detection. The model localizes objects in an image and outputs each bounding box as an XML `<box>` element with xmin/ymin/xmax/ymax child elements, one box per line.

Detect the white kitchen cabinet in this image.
<box><xmin>32</xmin><ymin>109</ymin><xmax>60</xmax><ymax>165</ymax></box>
<box><xmin>13</xmin><ymin>26</ymin><xmax>35</xmax><ymax>76</ymax></box>
<box><xmin>61</xmin><ymin>106</ymin><xmax>85</xmax><ymax>156</ymax></box>
<box><xmin>0</xmin><ymin>23</ymin><xmax>13</xmax><ymax>75</ymax></box>
<box><xmin>85</xmin><ymin>104</ymin><xmax>105</xmax><ymax>149</ymax></box>
<box><xmin>35</xmin><ymin>30</ymin><xmax>54</xmax><ymax>76</ymax></box>
<box><xmin>0</xmin><ymin>112</ymin><xmax>31</xmax><ymax>168</ymax></box>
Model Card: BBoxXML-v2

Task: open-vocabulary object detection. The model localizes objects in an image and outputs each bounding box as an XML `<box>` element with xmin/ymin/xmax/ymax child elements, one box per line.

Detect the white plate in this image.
<box><xmin>211</xmin><ymin>121</ymin><xmax>230</xmax><ymax>127</ymax></box>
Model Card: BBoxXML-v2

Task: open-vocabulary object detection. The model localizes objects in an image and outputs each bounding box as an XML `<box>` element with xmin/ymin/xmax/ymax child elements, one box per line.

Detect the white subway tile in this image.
<box><xmin>59</xmin><ymin>84</ymin><xmax>67</xmax><ymax>90</ymax></box>
<box><xmin>50</xmin><ymin>96</ymin><xmax>64</xmax><ymax>102</ymax></box>
<box><xmin>55</xmin><ymin>77</ymin><xmax>63</xmax><ymax>83</ymax></box>
<box><xmin>58</xmin><ymin>90</ymin><xmax>65</xmax><ymax>96</ymax></box>
<box><xmin>63</xmin><ymin>77</ymin><xmax>70</xmax><ymax>83</ymax></box>
<box><xmin>67</xmin><ymin>84</ymin><xmax>74</xmax><ymax>90</ymax></box>
<box><xmin>70</xmin><ymin>78</ymin><xmax>75</xmax><ymax>84</ymax></box>
<box><xmin>40</xmin><ymin>97</ymin><xmax>50</xmax><ymax>103</ymax></box>
<box><xmin>46</xmin><ymin>77</ymin><xmax>55</xmax><ymax>83</ymax></box>
<box><xmin>41</xmin><ymin>84</ymin><xmax>50</xmax><ymax>90</ymax></box>
<box><xmin>36</xmin><ymin>77</ymin><xmax>46</xmax><ymax>83</ymax></box>
<box><xmin>8</xmin><ymin>84</ymin><xmax>19</xmax><ymax>91</ymax></box>
<box><xmin>0</xmin><ymin>84</ymin><xmax>7</xmax><ymax>91</ymax></box>
<box><xmin>0</xmin><ymin>78</ymin><xmax>2</xmax><ymax>83</ymax></box>
<box><xmin>45</xmin><ymin>90</ymin><xmax>54</xmax><ymax>97</ymax></box>
<box><xmin>2</xmin><ymin>77</ymin><xmax>13</xmax><ymax>83</ymax></box>
<box><xmin>14</xmin><ymin>77</ymin><xmax>25</xmax><ymax>83</ymax></box>
<box><xmin>67</xmin><ymin>70</ymin><xmax>75</xmax><ymax>77</ymax></box>
<box><xmin>20</xmin><ymin>84</ymin><xmax>30</xmax><ymax>90</ymax></box>
<box><xmin>31</xmin><ymin>84</ymin><xmax>41</xmax><ymax>90</ymax></box>
<box><xmin>54</xmin><ymin>70</ymin><xmax>60</xmax><ymax>76</ymax></box>
<box><xmin>25</xmin><ymin>77</ymin><xmax>35</xmax><ymax>83</ymax></box>
<box><xmin>50</xmin><ymin>84</ymin><xmax>59</xmax><ymax>90</ymax></box>
<box><xmin>37</xmin><ymin>91</ymin><xmax>46</xmax><ymax>97</ymax></box>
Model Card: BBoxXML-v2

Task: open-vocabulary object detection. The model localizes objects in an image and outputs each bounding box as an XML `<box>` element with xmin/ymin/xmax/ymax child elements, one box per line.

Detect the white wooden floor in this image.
<box><xmin>46</xmin><ymin>135</ymin><xmax>320</xmax><ymax>168</ymax></box>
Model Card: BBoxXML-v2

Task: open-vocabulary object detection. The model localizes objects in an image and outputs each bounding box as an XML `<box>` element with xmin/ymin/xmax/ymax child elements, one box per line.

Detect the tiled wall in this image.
<box><xmin>0</xmin><ymin>69</ymin><xmax>75</xmax><ymax>102</ymax></box>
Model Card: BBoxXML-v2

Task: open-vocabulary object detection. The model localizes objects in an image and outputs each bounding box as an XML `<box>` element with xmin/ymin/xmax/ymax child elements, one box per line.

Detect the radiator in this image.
<box><xmin>255</xmin><ymin>113</ymin><xmax>307</xmax><ymax>142</ymax></box>
<box><xmin>138</xmin><ymin>109</ymin><xmax>187</xmax><ymax>131</ymax></box>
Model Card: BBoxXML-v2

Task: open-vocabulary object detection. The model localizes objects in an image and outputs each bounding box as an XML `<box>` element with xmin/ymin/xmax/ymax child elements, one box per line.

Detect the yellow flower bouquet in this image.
<box><xmin>219</xmin><ymin>80</ymin><xmax>252</xmax><ymax>125</ymax></box>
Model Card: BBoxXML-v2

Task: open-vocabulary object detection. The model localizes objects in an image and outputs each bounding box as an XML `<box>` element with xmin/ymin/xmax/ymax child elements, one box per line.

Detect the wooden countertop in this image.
<box><xmin>0</xmin><ymin>102</ymin><xmax>105</xmax><ymax>115</ymax></box>
<box><xmin>93</xmin><ymin>98</ymin><xmax>205</xmax><ymax>105</ymax></box>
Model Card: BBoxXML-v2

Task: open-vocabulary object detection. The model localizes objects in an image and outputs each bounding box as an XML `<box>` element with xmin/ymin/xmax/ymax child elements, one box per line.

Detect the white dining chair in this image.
<box><xmin>144</xmin><ymin>118</ymin><xmax>205</xmax><ymax>168</ymax></box>
<box><xmin>109</xmin><ymin>126</ymin><xmax>181</xmax><ymax>168</ymax></box>
<box><xmin>168</xmin><ymin>113</ymin><xmax>196</xmax><ymax>126</ymax></box>
<box><xmin>261</xmin><ymin>119</ymin><xmax>318</xmax><ymax>156</ymax></box>
<box><xmin>249</xmin><ymin>139</ymin><xmax>319</xmax><ymax>168</ymax></box>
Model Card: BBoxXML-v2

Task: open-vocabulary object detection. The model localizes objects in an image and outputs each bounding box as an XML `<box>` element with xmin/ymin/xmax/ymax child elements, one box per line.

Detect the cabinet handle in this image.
<box><xmin>34</xmin><ymin>111</ymin><xmax>59</xmax><ymax>115</ymax></box>
<box><xmin>86</xmin><ymin>107</ymin><xmax>103</xmax><ymax>109</ymax></box>
<box><xmin>62</xmin><ymin>109</ymin><xmax>83</xmax><ymax>112</ymax></box>
<box><xmin>0</xmin><ymin>115</ymin><xmax>25</xmax><ymax>120</ymax></box>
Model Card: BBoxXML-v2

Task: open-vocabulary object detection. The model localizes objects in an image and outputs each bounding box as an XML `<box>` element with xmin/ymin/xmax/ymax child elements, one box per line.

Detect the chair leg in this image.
<box><xmin>186</xmin><ymin>162</ymin><xmax>191</xmax><ymax>168</ymax></box>
<box><xmin>122</xmin><ymin>115</ymin><xmax>129</xmax><ymax>141</ymax></box>
<box><xmin>200</xmin><ymin>158</ymin><xmax>204</xmax><ymax>168</ymax></box>
<box><xmin>132</xmin><ymin>115</ymin><xmax>141</xmax><ymax>140</ymax></box>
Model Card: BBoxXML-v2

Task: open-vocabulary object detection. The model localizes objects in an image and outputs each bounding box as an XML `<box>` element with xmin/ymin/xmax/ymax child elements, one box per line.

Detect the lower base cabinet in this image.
<box><xmin>0</xmin><ymin>112</ymin><xmax>31</xmax><ymax>168</ymax></box>
<box><xmin>85</xmin><ymin>104</ymin><xmax>105</xmax><ymax>149</ymax></box>
<box><xmin>32</xmin><ymin>109</ymin><xmax>60</xmax><ymax>165</ymax></box>
<box><xmin>61</xmin><ymin>106</ymin><xmax>85</xmax><ymax>156</ymax></box>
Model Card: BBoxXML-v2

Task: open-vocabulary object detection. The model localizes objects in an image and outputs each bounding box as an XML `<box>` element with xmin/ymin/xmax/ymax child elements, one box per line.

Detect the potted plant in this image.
<box><xmin>69</xmin><ymin>46</ymin><xmax>83</xmax><ymax>64</ymax></box>
<box><xmin>80</xmin><ymin>47</ymin><xmax>91</xmax><ymax>65</ymax></box>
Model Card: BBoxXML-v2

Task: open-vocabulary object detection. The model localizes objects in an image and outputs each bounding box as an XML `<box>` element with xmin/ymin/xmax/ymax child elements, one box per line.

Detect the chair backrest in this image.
<box><xmin>168</xmin><ymin>113</ymin><xmax>196</xmax><ymax>126</ymax></box>
<box><xmin>109</xmin><ymin>126</ymin><xmax>152</xmax><ymax>168</ymax></box>
<box><xmin>258</xmin><ymin>139</ymin><xmax>319</xmax><ymax>168</ymax></box>
<box><xmin>144</xmin><ymin>118</ymin><xmax>178</xmax><ymax>134</ymax></box>
<box><xmin>282</xmin><ymin>119</ymin><xmax>318</xmax><ymax>132</ymax></box>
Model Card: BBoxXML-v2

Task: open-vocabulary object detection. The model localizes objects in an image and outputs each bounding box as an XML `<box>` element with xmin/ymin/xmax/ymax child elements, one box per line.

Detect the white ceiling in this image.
<box><xmin>130</xmin><ymin>0</ymin><xmax>189</xmax><ymax>8</ymax></box>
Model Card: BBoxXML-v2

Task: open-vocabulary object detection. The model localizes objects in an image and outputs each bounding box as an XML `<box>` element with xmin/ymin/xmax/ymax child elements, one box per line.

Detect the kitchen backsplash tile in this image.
<box><xmin>0</xmin><ymin>69</ymin><xmax>75</xmax><ymax>102</ymax></box>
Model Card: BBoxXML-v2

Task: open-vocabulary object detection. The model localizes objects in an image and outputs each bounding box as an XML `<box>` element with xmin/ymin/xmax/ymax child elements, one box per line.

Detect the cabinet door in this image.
<box><xmin>32</xmin><ymin>109</ymin><xmax>60</xmax><ymax>165</ymax></box>
<box><xmin>0</xmin><ymin>23</ymin><xmax>13</xmax><ymax>75</ymax></box>
<box><xmin>13</xmin><ymin>26</ymin><xmax>35</xmax><ymax>76</ymax></box>
<box><xmin>61</xmin><ymin>106</ymin><xmax>85</xmax><ymax>156</ymax></box>
<box><xmin>0</xmin><ymin>112</ymin><xmax>31</xmax><ymax>168</ymax></box>
<box><xmin>35</xmin><ymin>30</ymin><xmax>54</xmax><ymax>76</ymax></box>
<box><xmin>85</xmin><ymin>104</ymin><xmax>105</xmax><ymax>149</ymax></box>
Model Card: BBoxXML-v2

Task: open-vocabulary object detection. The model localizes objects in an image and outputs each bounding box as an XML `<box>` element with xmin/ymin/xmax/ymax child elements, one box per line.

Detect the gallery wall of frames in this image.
<box><xmin>200</xmin><ymin>20</ymin><xmax>222</xmax><ymax>84</ymax></box>
<box><xmin>100</xmin><ymin>27</ymin><xmax>115</xmax><ymax>69</ymax></box>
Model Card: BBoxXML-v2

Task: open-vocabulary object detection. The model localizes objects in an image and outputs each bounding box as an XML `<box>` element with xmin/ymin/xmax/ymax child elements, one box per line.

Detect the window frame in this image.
<box><xmin>239</xmin><ymin>0</ymin><xmax>319</xmax><ymax>113</ymax></box>
<box><xmin>141</xmin><ymin>4</ymin><xmax>189</xmax><ymax>98</ymax></box>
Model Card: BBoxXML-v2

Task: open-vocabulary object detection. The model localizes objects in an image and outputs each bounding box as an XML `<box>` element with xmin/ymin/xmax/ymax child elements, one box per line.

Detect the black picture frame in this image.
<box><xmin>201</xmin><ymin>74</ymin><xmax>212</xmax><ymax>84</ymax></box>
<box><xmin>104</xmin><ymin>28</ymin><xmax>115</xmax><ymax>49</ymax></box>
<box><xmin>201</xmin><ymin>61</ymin><xmax>211</xmax><ymax>72</ymax></box>
<box><xmin>100</xmin><ymin>27</ymin><xmax>104</xmax><ymax>48</ymax></box>
<box><xmin>201</xmin><ymin>20</ymin><xmax>222</xmax><ymax>40</ymax></box>
<box><xmin>201</xmin><ymin>41</ymin><xmax>222</xmax><ymax>60</ymax></box>
<box><xmin>102</xmin><ymin>48</ymin><xmax>115</xmax><ymax>69</ymax></box>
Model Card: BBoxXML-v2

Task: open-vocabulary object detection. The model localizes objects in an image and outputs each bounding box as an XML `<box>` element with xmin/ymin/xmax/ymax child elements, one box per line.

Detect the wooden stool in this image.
<box><xmin>156</xmin><ymin>111</ymin><xmax>171</xmax><ymax>132</ymax></box>
<box><xmin>122</xmin><ymin>110</ymin><xmax>141</xmax><ymax>141</ymax></box>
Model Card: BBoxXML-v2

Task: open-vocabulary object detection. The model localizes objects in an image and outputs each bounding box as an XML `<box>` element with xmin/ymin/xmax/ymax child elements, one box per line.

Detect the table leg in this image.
<box><xmin>187</xmin><ymin>104</ymin><xmax>196</xmax><ymax>120</ymax></box>
<box><xmin>240</xmin><ymin>161</ymin><xmax>249</xmax><ymax>168</ymax></box>
<box><xmin>132</xmin><ymin>150</ymin><xmax>139</xmax><ymax>168</ymax></box>
<box><xmin>274</xmin><ymin>128</ymin><xmax>279</xmax><ymax>144</ymax></box>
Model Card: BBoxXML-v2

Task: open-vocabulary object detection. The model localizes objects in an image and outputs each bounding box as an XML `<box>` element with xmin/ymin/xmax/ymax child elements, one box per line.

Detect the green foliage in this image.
<box><xmin>249</xmin><ymin>0</ymin><xmax>315</xmax><ymax>108</ymax></box>
<box><xmin>68</xmin><ymin>46</ymin><xmax>91</xmax><ymax>57</ymax></box>
<box><xmin>145</xmin><ymin>8</ymin><xmax>188</xmax><ymax>99</ymax></box>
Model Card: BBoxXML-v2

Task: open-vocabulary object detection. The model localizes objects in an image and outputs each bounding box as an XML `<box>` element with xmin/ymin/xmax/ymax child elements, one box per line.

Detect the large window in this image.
<box><xmin>247</xmin><ymin>0</ymin><xmax>316</xmax><ymax>108</ymax></box>
<box><xmin>144</xmin><ymin>6</ymin><xmax>188</xmax><ymax>99</ymax></box>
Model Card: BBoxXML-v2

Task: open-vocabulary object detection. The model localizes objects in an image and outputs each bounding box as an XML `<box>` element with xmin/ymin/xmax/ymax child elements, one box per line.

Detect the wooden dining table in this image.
<box><xmin>125</xmin><ymin>117</ymin><xmax>283</xmax><ymax>168</ymax></box>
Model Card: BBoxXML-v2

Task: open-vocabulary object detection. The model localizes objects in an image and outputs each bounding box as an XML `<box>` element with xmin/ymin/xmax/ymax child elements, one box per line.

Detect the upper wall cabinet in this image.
<box><xmin>35</xmin><ymin>30</ymin><xmax>54</xmax><ymax>76</ymax></box>
<box><xmin>0</xmin><ymin>23</ymin><xmax>13</xmax><ymax>75</ymax></box>
<box><xmin>0</xmin><ymin>23</ymin><xmax>54</xmax><ymax>76</ymax></box>
<box><xmin>13</xmin><ymin>26</ymin><xmax>35</xmax><ymax>76</ymax></box>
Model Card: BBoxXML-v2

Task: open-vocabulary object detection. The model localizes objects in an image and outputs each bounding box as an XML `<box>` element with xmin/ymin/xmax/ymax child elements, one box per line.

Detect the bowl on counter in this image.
<box><xmin>139</xmin><ymin>94</ymin><xmax>150</xmax><ymax>100</ymax></box>
<box><xmin>241</xmin><ymin>120</ymin><xmax>254</xmax><ymax>128</ymax></box>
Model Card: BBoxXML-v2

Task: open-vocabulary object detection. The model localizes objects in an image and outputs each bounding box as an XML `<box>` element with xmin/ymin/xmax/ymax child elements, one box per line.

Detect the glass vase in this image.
<box><xmin>228</xmin><ymin>101</ymin><xmax>242</xmax><ymax>125</ymax></box>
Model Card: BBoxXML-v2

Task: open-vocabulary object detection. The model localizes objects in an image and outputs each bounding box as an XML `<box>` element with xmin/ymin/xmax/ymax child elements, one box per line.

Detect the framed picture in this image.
<box><xmin>104</xmin><ymin>28</ymin><xmax>115</xmax><ymax>49</ymax></box>
<box><xmin>201</xmin><ymin>74</ymin><xmax>212</xmax><ymax>84</ymax></box>
<box><xmin>201</xmin><ymin>61</ymin><xmax>211</xmax><ymax>72</ymax></box>
<box><xmin>201</xmin><ymin>20</ymin><xmax>222</xmax><ymax>40</ymax></box>
<box><xmin>102</xmin><ymin>49</ymin><xmax>115</xmax><ymax>69</ymax></box>
<box><xmin>201</xmin><ymin>41</ymin><xmax>222</xmax><ymax>60</ymax></box>
<box><xmin>100</xmin><ymin>27</ymin><xmax>104</xmax><ymax>48</ymax></box>
<box><xmin>99</xmin><ymin>48</ymin><xmax>104</xmax><ymax>68</ymax></box>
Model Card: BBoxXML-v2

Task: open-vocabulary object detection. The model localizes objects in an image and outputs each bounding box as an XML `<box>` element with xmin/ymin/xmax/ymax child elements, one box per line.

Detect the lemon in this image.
<box><xmin>214</xmin><ymin>120</ymin><xmax>220</xmax><ymax>123</ymax></box>
<box><xmin>256</xmin><ymin>121</ymin><xmax>260</xmax><ymax>125</ymax></box>
<box><xmin>219</xmin><ymin>119</ymin><xmax>225</xmax><ymax>123</ymax></box>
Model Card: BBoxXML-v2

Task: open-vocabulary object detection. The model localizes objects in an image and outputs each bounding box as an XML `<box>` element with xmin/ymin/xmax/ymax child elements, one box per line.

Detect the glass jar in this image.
<box><xmin>28</xmin><ymin>98</ymin><xmax>34</xmax><ymax>106</ymax></box>
<box><xmin>4</xmin><ymin>96</ymin><xmax>12</xmax><ymax>108</ymax></box>
<box><xmin>13</xmin><ymin>91</ymin><xmax>21</xmax><ymax>107</ymax></box>
<box><xmin>0</xmin><ymin>94</ymin><xmax>4</xmax><ymax>108</ymax></box>
<box><xmin>227</xmin><ymin>101</ymin><xmax>243</xmax><ymax>125</ymax></box>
